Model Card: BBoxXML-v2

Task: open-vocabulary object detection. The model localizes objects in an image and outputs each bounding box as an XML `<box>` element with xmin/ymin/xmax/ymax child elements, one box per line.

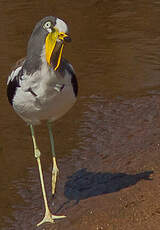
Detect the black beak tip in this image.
<box><xmin>64</xmin><ymin>36</ymin><xmax>72</xmax><ymax>43</ymax></box>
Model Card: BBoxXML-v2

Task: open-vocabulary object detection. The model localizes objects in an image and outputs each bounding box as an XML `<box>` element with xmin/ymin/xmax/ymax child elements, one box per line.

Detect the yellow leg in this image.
<box><xmin>52</xmin><ymin>157</ymin><xmax>59</xmax><ymax>196</ymax></box>
<box><xmin>30</xmin><ymin>125</ymin><xmax>66</xmax><ymax>227</ymax></box>
<box><xmin>47</xmin><ymin>122</ymin><xmax>59</xmax><ymax>196</ymax></box>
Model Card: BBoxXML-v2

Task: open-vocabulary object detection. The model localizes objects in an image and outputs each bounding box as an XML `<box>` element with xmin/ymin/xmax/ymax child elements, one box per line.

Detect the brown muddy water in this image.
<box><xmin>1</xmin><ymin>0</ymin><xmax>160</xmax><ymax>229</ymax></box>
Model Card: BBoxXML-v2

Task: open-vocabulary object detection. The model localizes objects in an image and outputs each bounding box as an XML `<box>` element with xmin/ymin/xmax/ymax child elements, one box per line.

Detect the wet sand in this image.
<box><xmin>33</xmin><ymin>95</ymin><xmax>160</xmax><ymax>230</ymax></box>
<box><xmin>1</xmin><ymin>0</ymin><xmax>160</xmax><ymax>229</ymax></box>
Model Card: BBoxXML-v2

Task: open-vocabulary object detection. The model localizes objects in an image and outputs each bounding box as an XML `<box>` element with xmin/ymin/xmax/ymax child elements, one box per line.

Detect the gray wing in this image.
<box><xmin>59</xmin><ymin>58</ymin><xmax>78</xmax><ymax>97</ymax></box>
<box><xmin>7</xmin><ymin>58</ymin><xmax>25</xmax><ymax>105</ymax></box>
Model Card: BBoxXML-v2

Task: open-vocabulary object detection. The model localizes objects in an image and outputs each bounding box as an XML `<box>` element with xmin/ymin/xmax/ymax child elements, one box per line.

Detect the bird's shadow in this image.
<box><xmin>56</xmin><ymin>168</ymin><xmax>153</xmax><ymax>213</ymax></box>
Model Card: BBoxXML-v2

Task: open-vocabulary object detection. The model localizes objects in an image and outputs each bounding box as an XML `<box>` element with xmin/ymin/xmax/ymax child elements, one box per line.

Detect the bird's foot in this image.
<box><xmin>52</xmin><ymin>166</ymin><xmax>59</xmax><ymax>196</ymax></box>
<box><xmin>37</xmin><ymin>208</ymin><xmax>66</xmax><ymax>227</ymax></box>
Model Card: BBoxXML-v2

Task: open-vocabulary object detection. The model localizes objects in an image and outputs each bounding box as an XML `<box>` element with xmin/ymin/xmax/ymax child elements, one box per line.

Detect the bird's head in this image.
<box><xmin>26</xmin><ymin>16</ymin><xmax>71</xmax><ymax>71</ymax></box>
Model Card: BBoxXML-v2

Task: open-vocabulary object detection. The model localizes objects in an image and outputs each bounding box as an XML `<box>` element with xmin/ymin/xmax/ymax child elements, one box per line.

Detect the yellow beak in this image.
<box><xmin>45</xmin><ymin>29</ymin><xmax>70</xmax><ymax>70</ymax></box>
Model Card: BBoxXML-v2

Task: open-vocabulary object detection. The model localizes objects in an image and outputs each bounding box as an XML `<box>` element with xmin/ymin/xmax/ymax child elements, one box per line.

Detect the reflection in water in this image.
<box><xmin>1</xmin><ymin>0</ymin><xmax>160</xmax><ymax>229</ymax></box>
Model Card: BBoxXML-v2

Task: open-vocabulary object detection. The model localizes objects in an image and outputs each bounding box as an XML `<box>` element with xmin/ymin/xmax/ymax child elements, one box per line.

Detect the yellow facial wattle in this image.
<box><xmin>45</xmin><ymin>30</ymin><xmax>69</xmax><ymax>70</ymax></box>
<box><xmin>45</xmin><ymin>30</ymin><xmax>59</xmax><ymax>67</ymax></box>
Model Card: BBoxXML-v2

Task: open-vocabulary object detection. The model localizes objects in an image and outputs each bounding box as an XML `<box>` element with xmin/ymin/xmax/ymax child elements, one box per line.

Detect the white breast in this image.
<box><xmin>12</xmin><ymin>63</ymin><xmax>76</xmax><ymax>125</ymax></box>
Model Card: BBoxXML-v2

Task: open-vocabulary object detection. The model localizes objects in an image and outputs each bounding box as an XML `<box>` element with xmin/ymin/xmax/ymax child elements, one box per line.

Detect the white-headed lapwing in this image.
<box><xmin>7</xmin><ymin>16</ymin><xmax>78</xmax><ymax>226</ymax></box>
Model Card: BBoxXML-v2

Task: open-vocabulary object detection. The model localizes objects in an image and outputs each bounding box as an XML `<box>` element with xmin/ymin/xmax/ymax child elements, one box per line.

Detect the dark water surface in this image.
<box><xmin>1</xmin><ymin>0</ymin><xmax>160</xmax><ymax>229</ymax></box>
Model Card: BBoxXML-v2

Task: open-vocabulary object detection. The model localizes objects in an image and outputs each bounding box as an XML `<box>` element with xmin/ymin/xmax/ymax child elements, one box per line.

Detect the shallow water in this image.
<box><xmin>1</xmin><ymin>0</ymin><xmax>160</xmax><ymax>229</ymax></box>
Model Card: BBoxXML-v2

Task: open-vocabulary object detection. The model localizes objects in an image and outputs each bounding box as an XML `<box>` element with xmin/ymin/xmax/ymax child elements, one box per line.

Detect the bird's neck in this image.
<box><xmin>23</xmin><ymin>32</ymin><xmax>45</xmax><ymax>75</ymax></box>
<box><xmin>23</xmin><ymin>55</ymin><xmax>42</xmax><ymax>75</ymax></box>
<box><xmin>23</xmin><ymin>43</ymin><xmax>64</xmax><ymax>75</ymax></box>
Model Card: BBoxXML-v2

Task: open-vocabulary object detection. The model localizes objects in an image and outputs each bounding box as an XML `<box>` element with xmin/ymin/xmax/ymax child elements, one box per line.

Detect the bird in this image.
<box><xmin>7</xmin><ymin>16</ymin><xmax>78</xmax><ymax>226</ymax></box>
